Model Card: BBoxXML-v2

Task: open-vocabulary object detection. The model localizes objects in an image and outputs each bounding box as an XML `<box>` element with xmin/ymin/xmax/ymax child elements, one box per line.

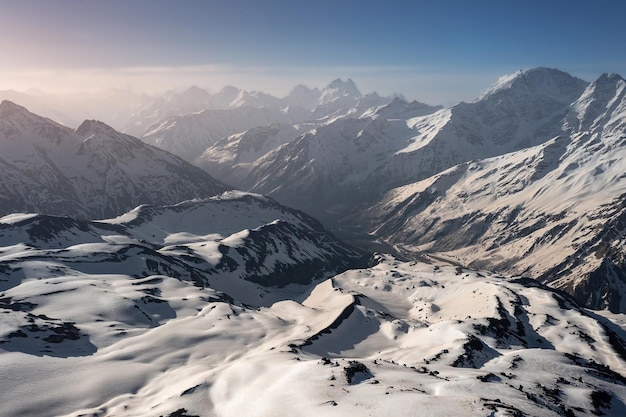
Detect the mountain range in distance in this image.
<box><xmin>2</xmin><ymin>67</ymin><xmax>626</xmax><ymax>416</ymax></box>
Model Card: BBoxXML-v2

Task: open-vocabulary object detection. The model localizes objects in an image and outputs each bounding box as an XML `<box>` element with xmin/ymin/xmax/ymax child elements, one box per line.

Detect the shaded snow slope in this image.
<box><xmin>0</xmin><ymin>101</ymin><xmax>227</xmax><ymax>219</ymax></box>
<box><xmin>194</xmin><ymin>123</ymin><xmax>310</xmax><ymax>185</ymax></box>
<box><xmin>0</xmin><ymin>192</ymin><xmax>366</xmax><ymax>305</ymax></box>
<box><xmin>240</xmin><ymin>116</ymin><xmax>418</xmax><ymax>222</ymax></box>
<box><xmin>2</xmin><ymin>253</ymin><xmax>626</xmax><ymax>416</ymax></box>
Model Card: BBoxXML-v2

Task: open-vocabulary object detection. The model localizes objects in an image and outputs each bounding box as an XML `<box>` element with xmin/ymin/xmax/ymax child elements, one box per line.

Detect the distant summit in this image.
<box><xmin>76</xmin><ymin>119</ymin><xmax>119</xmax><ymax>137</ymax></box>
<box><xmin>319</xmin><ymin>78</ymin><xmax>362</xmax><ymax>106</ymax></box>
<box><xmin>478</xmin><ymin>67</ymin><xmax>588</xmax><ymax>102</ymax></box>
<box><xmin>284</xmin><ymin>84</ymin><xmax>321</xmax><ymax>110</ymax></box>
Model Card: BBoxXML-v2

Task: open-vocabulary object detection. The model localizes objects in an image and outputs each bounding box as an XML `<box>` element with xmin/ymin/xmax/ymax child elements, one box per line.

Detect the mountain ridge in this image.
<box><xmin>0</xmin><ymin>101</ymin><xmax>228</xmax><ymax>219</ymax></box>
<box><xmin>367</xmin><ymin>71</ymin><xmax>626</xmax><ymax>312</ymax></box>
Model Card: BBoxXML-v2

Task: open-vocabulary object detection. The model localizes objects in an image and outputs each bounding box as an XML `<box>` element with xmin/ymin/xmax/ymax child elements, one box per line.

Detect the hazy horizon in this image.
<box><xmin>1</xmin><ymin>0</ymin><xmax>625</xmax><ymax>106</ymax></box>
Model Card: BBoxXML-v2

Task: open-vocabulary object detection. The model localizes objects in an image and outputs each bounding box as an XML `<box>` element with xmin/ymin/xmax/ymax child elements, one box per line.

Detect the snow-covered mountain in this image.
<box><xmin>203</xmin><ymin>67</ymin><xmax>626</xmax><ymax>315</ymax></box>
<box><xmin>0</xmin><ymin>191</ymin><xmax>366</xmax><ymax>304</ymax></box>
<box><xmin>360</xmin><ymin>96</ymin><xmax>444</xmax><ymax>120</ymax></box>
<box><xmin>231</xmin><ymin>68</ymin><xmax>586</xmax><ymax>221</ymax></box>
<box><xmin>122</xmin><ymin>85</ymin><xmax>291</xmax><ymax>136</ymax></box>
<box><xmin>195</xmin><ymin>122</ymin><xmax>311</xmax><ymax>185</ymax></box>
<box><xmin>140</xmin><ymin>107</ymin><xmax>300</xmax><ymax>162</ymax></box>
<box><xmin>368</xmin><ymin>71</ymin><xmax>626</xmax><ymax>312</ymax></box>
<box><xmin>121</xmin><ymin>86</ymin><xmax>217</xmax><ymax>136</ymax></box>
<box><xmin>236</xmin><ymin>116</ymin><xmax>419</xmax><ymax>223</ymax></box>
<box><xmin>0</xmin><ymin>100</ymin><xmax>227</xmax><ymax>219</ymax></box>
<box><xmin>2</xmin><ymin>227</ymin><xmax>626</xmax><ymax>417</ymax></box>
<box><xmin>311</xmin><ymin>78</ymin><xmax>404</xmax><ymax>121</ymax></box>
<box><xmin>284</xmin><ymin>84</ymin><xmax>322</xmax><ymax>109</ymax></box>
<box><xmin>139</xmin><ymin>79</ymin><xmax>401</xmax><ymax>164</ymax></box>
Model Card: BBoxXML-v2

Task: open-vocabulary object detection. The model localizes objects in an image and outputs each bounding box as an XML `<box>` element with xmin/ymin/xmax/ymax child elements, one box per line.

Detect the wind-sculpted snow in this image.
<box><xmin>2</xmin><ymin>253</ymin><xmax>626</xmax><ymax>416</ymax></box>
<box><xmin>0</xmin><ymin>191</ymin><xmax>366</xmax><ymax>304</ymax></box>
<box><xmin>0</xmin><ymin>101</ymin><xmax>228</xmax><ymax>219</ymax></box>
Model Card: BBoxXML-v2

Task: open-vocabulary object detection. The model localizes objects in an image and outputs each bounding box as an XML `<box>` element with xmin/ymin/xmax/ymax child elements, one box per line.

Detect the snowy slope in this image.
<box><xmin>194</xmin><ymin>86</ymin><xmax>422</xmax><ymax>191</ymax></box>
<box><xmin>140</xmin><ymin>107</ymin><xmax>300</xmax><ymax>162</ymax></box>
<box><xmin>0</xmin><ymin>101</ymin><xmax>227</xmax><ymax>219</ymax></box>
<box><xmin>0</xmin><ymin>191</ymin><xmax>366</xmax><ymax>306</ymax></box>
<box><xmin>240</xmin><ymin>116</ymin><xmax>419</xmax><ymax>222</ymax></box>
<box><xmin>369</xmin><ymin>72</ymin><xmax>626</xmax><ymax>312</ymax></box>
<box><xmin>194</xmin><ymin>123</ymin><xmax>311</xmax><ymax>185</ymax></box>
<box><xmin>4</xmin><ymin>68</ymin><xmax>626</xmax><ymax>416</ymax></box>
<box><xmin>2</xmin><ymin>246</ymin><xmax>626</xmax><ymax>416</ymax></box>
<box><xmin>122</xmin><ymin>86</ymin><xmax>216</xmax><ymax>136</ymax></box>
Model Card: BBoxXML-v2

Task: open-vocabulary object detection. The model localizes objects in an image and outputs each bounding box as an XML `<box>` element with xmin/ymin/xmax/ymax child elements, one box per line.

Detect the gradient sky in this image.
<box><xmin>1</xmin><ymin>0</ymin><xmax>625</xmax><ymax>105</ymax></box>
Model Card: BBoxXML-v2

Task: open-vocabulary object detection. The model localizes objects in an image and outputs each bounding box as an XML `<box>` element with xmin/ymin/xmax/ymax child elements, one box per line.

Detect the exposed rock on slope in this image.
<box><xmin>0</xmin><ymin>191</ymin><xmax>366</xmax><ymax>305</ymax></box>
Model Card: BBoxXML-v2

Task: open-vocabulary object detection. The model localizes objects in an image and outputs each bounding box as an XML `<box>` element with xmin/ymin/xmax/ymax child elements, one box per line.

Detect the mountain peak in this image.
<box><xmin>284</xmin><ymin>84</ymin><xmax>322</xmax><ymax>110</ymax></box>
<box><xmin>595</xmin><ymin>72</ymin><xmax>626</xmax><ymax>85</ymax></box>
<box><xmin>76</xmin><ymin>119</ymin><xmax>118</xmax><ymax>137</ymax></box>
<box><xmin>0</xmin><ymin>100</ymin><xmax>30</xmax><ymax>117</ymax></box>
<box><xmin>388</xmin><ymin>96</ymin><xmax>408</xmax><ymax>106</ymax></box>
<box><xmin>369</xmin><ymin>96</ymin><xmax>442</xmax><ymax>120</ymax></box>
<box><xmin>0</xmin><ymin>99</ymin><xmax>64</xmax><ymax>131</ymax></box>
<box><xmin>570</xmin><ymin>72</ymin><xmax>626</xmax><ymax>133</ymax></box>
<box><xmin>478</xmin><ymin>67</ymin><xmax>588</xmax><ymax>102</ymax></box>
<box><xmin>179</xmin><ymin>85</ymin><xmax>211</xmax><ymax>99</ymax></box>
<box><xmin>288</xmin><ymin>84</ymin><xmax>319</xmax><ymax>95</ymax></box>
<box><xmin>316</xmin><ymin>79</ymin><xmax>362</xmax><ymax>108</ymax></box>
<box><xmin>326</xmin><ymin>78</ymin><xmax>361</xmax><ymax>97</ymax></box>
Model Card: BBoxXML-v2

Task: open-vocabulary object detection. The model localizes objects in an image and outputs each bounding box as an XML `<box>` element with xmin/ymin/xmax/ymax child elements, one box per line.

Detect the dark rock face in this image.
<box><xmin>0</xmin><ymin>296</ymin><xmax>96</xmax><ymax>357</ymax></box>
<box><xmin>343</xmin><ymin>360</ymin><xmax>373</xmax><ymax>384</ymax></box>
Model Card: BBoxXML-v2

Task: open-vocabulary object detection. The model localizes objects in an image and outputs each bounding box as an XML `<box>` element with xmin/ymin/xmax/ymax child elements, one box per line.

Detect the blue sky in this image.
<box><xmin>1</xmin><ymin>0</ymin><xmax>625</xmax><ymax>105</ymax></box>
